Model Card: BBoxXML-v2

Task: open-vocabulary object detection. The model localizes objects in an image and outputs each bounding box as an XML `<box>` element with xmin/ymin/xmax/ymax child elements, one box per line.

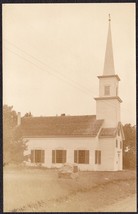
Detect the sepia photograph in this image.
<box><xmin>3</xmin><ymin>2</ymin><xmax>136</xmax><ymax>212</ymax></box>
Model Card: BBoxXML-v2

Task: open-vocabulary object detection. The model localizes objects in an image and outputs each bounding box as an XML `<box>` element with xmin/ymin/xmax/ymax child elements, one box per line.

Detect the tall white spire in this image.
<box><xmin>103</xmin><ymin>14</ymin><xmax>115</xmax><ymax>75</ymax></box>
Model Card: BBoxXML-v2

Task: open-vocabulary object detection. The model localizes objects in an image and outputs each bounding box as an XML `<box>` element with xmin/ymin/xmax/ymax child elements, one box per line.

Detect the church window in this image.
<box><xmin>31</xmin><ymin>150</ymin><xmax>45</xmax><ymax>163</ymax></box>
<box><xmin>74</xmin><ymin>150</ymin><xmax>89</xmax><ymax>164</ymax></box>
<box><xmin>95</xmin><ymin>150</ymin><xmax>101</xmax><ymax>164</ymax></box>
<box><xmin>116</xmin><ymin>140</ymin><xmax>118</xmax><ymax>148</ymax></box>
<box><xmin>52</xmin><ymin>150</ymin><xmax>66</xmax><ymax>163</ymax></box>
<box><xmin>104</xmin><ymin>86</ymin><xmax>110</xmax><ymax>95</ymax></box>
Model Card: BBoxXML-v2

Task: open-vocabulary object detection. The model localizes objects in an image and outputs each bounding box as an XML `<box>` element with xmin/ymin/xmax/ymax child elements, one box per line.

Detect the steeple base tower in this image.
<box><xmin>95</xmin><ymin>97</ymin><xmax>121</xmax><ymax>127</ymax></box>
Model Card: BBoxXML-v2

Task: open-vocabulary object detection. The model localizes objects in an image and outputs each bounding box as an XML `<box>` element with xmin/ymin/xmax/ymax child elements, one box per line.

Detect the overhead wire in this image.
<box><xmin>3</xmin><ymin>12</ymin><xmax>130</xmax><ymax>114</ymax></box>
<box><xmin>3</xmin><ymin>40</ymin><xmax>128</xmax><ymax>113</ymax></box>
<box><xmin>4</xmin><ymin>39</ymin><xmax>95</xmax><ymax>95</ymax></box>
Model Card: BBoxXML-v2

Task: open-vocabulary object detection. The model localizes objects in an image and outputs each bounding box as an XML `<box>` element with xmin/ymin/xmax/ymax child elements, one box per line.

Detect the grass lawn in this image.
<box><xmin>3</xmin><ymin>166</ymin><xmax>136</xmax><ymax>212</ymax></box>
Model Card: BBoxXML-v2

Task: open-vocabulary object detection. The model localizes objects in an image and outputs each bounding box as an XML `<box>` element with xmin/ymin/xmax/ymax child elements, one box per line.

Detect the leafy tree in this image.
<box><xmin>123</xmin><ymin>124</ymin><xmax>136</xmax><ymax>169</ymax></box>
<box><xmin>3</xmin><ymin>105</ymin><xmax>27</xmax><ymax>165</ymax></box>
<box><xmin>23</xmin><ymin>112</ymin><xmax>33</xmax><ymax>117</ymax></box>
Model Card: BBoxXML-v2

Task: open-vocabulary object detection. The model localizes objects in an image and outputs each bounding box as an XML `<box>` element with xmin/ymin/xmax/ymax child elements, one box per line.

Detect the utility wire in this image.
<box><xmin>4</xmin><ymin>40</ymin><xmax>126</xmax><ymax>112</ymax></box>
<box><xmin>3</xmin><ymin>13</ymin><xmax>130</xmax><ymax>114</ymax></box>
<box><xmin>4</xmin><ymin>39</ymin><xmax>95</xmax><ymax>95</ymax></box>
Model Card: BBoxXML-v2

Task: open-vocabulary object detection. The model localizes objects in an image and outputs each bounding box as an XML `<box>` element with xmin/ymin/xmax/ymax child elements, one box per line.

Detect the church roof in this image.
<box><xmin>20</xmin><ymin>115</ymin><xmax>104</xmax><ymax>137</ymax></box>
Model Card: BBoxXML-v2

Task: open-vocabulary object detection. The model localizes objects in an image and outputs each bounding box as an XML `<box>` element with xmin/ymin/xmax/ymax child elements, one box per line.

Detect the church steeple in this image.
<box><xmin>103</xmin><ymin>14</ymin><xmax>115</xmax><ymax>75</ymax></box>
<box><xmin>94</xmin><ymin>15</ymin><xmax>122</xmax><ymax>128</ymax></box>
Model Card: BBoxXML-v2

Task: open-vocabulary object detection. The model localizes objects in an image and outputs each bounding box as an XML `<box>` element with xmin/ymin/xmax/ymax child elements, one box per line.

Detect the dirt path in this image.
<box><xmin>4</xmin><ymin>169</ymin><xmax>136</xmax><ymax>212</ymax></box>
<box><xmin>100</xmin><ymin>194</ymin><xmax>136</xmax><ymax>212</ymax></box>
<box><xmin>21</xmin><ymin>179</ymin><xmax>136</xmax><ymax>212</ymax></box>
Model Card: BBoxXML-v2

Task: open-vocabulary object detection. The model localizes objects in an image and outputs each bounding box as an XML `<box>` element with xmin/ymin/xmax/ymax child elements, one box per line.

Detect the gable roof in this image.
<box><xmin>20</xmin><ymin>115</ymin><xmax>104</xmax><ymax>138</ymax></box>
<box><xmin>98</xmin><ymin>122</ymin><xmax>125</xmax><ymax>139</ymax></box>
<box><xmin>99</xmin><ymin>128</ymin><xmax>117</xmax><ymax>138</ymax></box>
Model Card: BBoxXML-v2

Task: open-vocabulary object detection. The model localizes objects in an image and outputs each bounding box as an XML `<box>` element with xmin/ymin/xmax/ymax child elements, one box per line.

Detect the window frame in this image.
<box><xmin>74</xmin><ymin>150</ymin><xmax>89</xmax><ymax>164</ymax></box>
<box><xmin>52</xmin><ymin>150</ymin><xmax>66</xmax><ymax>164</ymax></box>
<box><xmin>104</xmin><ymin>85</ymin><xmax>110</xmax><ymax>96</ymax></box>
<box><xmin>31</xmin><ymin>149</ymin><xmax>45</xmax><ymax>163</ymax></box>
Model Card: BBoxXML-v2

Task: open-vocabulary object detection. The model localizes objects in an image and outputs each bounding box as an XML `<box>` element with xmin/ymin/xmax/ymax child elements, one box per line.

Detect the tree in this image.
<box><xmin>3</xmin><ymin>105</ymin><xmax>27</xmax><ymax>165</ymax></box>
<box><xmin>23</xmin><ymin>112</ymin><xmax>33</xmax><ymax>117</ymax></box>
<box><xmin>123</xmin><ymin>124</ymin><xmax>136</xmax><ymax>169</ymax></box>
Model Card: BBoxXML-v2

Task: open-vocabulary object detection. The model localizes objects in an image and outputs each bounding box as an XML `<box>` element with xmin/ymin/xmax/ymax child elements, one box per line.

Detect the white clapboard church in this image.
<box><xmin>18</xmin><ymin>17</ymin><xmax>125</xmax><ymax>171</ymax></box>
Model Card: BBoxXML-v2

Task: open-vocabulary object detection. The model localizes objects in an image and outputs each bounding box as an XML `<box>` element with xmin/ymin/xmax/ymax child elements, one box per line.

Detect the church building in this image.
<box><xmin>19</xmin><ymin>17</ymin><xmax>125</xmax><ymax>171</ymax></box>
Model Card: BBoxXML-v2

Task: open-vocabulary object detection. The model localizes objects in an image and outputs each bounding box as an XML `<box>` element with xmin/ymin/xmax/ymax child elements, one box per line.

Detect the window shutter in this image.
<box><xmin>79</xmin><ymin>150</ymin><xmax>85</xmax><ymax>163</ymax></box>
<box><xmin>31</xmin><ymin>150</ymin><xmax>35</xmax><ymax>163</ymax></box>
<box><xmin>95</xmin><ymin>150</ymin><xmax>101</xmax><ymax>164</ymax></box>
<box><xmin>85</xmin><ymin>150</ymin><xmax>89</xmax><ymax>164</ymax></box>
<box><xmin>99</xmin><ymin>151</ymin><xmax>101</xmax><ymax>164</ymax></box>
<box><xmin>74</xmin><ymin>150</ymin><xmax>77</xmax><ymax>163</ymax></box>
<box><xmin>95</xmin><ymin>150</ymin><xmax>97</xmax><ymax>164</ymax></box>
<box><xmin>41</xmin><ymin>150</ymin><xmax>45</xmax><ymax>163</ymax></box>
<box><xmin>35</xmin><ymin>150</ymin><xmax>41</xmax><ymax>163</ymax></box>
<box><xmin>62</xmin><ymin>150</ymin><xmax>66</xmax><ymax>163</ymax></box>
<box><xmin>52</xmin><ymin>150</ymin><xmax>55</xmax><ymax>163</ymax></box>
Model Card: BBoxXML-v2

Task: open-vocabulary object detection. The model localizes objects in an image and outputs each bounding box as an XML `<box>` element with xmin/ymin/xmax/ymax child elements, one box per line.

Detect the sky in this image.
<box><xmin>3</xmin><ymin>3</ymin><xmax>136</xmax><ymax>125</ymax></box>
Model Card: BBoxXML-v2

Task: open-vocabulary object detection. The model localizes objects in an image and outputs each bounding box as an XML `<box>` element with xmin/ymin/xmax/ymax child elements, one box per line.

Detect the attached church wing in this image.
<box><xmin>98</xmin><ymin>122</ymin><xmax>125</xmax><ymax>139</ymax></box>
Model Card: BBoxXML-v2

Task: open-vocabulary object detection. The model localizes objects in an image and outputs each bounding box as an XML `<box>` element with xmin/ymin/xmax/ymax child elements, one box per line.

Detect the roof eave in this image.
<box><xmin>97</xmin><ymin>74</ymin><xmax>120</xmax><ymax>81</ymax></box>
<box><xmin>23</xmin><ymin>134</ymin><xmax>97</xmax><ymax>138</ymax></box>
<box><xmin>94</xmin><ymin>96</ymin><xmax>122</xmax><ymax>103</ymax></box>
